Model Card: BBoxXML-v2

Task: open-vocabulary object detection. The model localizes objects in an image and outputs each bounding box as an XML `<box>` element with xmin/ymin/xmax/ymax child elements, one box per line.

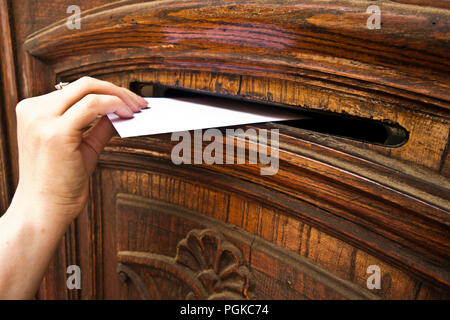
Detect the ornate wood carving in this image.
<box><xmin>117</xmin><ymin>228</ymin><xmax>252</xmax><ymax>300</ymax></box>
<box><xmin>104</xmin><ymin>125</ymin><xmax>450</xmax><ymax>290</ymax></box>
<box><xmin>114</xmin><ymin>193</ymin><xmax>381</xmax><ymax>300</ymax></box>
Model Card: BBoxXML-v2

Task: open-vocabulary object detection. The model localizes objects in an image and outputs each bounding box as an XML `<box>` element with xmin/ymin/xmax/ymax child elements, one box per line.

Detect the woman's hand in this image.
<box><xmin>0</xmin><ymin>76</ymin><xmax>147</xmax><ymax>299</ymax></box>
<box><xmin>14</xmin><ymin>76</ymin><xmax>147</xmax><ymax>224</ymax></box>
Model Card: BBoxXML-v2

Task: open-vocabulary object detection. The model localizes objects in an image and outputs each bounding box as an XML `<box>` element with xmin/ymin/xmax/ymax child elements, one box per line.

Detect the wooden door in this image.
<box><xmin>1</xmin><ymin>0</ymin><xmax>449</xmax><ymax>300</ymax></box>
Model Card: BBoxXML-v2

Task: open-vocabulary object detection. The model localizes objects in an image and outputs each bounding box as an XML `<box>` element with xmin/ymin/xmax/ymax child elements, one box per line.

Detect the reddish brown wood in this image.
<box><xmin>1</xmin><ymin>0</ymin><xmax>449</xmax><ymax>300</ymax></box>
<box><xmin>21</xmin><ymin>1</ymin><xmax>450</xmax><ymax>171</ymax></box>
<box><xmin>0</xmin><ymin>0</ymin><xmax>17</xmax><ymax>199</ymax></box>
<box><xmin>391</xmin><ymin>0</ymin><xmax>450</xmax><ymax>9</ymax></box>
<box><xmin>117</xmin><ymin>228</ymin><xmax>253</xmax><ymax>299</ymax></box>
<box><xmin>24</xmin><ymin>1</ymin><xmax>450</xmax><ymax>109</ymax></box>
<box><xmin>0</xmin><ymin>74</ymin><xmax>9</xmax><ymax>214</ymax></box>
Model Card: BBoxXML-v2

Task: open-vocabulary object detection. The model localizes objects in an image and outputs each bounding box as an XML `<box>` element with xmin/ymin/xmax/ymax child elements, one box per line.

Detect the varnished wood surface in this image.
<box><xmin>20</xmin><ymin>1</ymin><xmax>450</xmax><ymax>172</ymax></box>
<box><xmin>24</xmin><ymin>1</ymin><xmax>450</xmax><ymax>107</ymax></box>
<box><xmin>100</xmin><ymin>121</ymin><xmax>450</xmax><ymax>288</ymax></box>
<box><xmin>0</xmin><ymin>70</ymin><xmax>10</xmax><ymax>214</ymax></box>
<box><xmin>390</xmin><ymin>0</ymin><xmax>450</xmax><ymax>9</ymax></box>
<box><xmin>0</xmin><ymin>0</ymin><xmax>17</xmax><ymax>201</ymax></box>
<box><xmin>91</xmin><ymin>150</ymin><xmax>448</xmax><ymax>299</ymax></box>
<box><xmin>0</xmin><ymin>0</ymin><xmax>449</xmax><ymax>300</ymax></box>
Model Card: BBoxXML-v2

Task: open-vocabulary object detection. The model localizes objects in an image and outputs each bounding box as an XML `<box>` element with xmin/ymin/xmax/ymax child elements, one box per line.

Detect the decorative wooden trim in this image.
<box><xmin>116</xmin><ymin>263</ymin><xmax>154</xmax><ymax>299</ymax></box>
<box><xmin>100</xmin><ymin>140</ymin><xmax>450</xmax><ymax>291</ymax></box>
<box><xmin>97</xmin><ymin>70</ymin><xmax>449</xmax><ymax>172</ymax></box>
<box><xmin>86</xmin><ymin>169</ymin><xmax>104</xmax><ymax>299</ymax></box>
<box><xmin>0</xmin><ymin>67</ymin><xmax>9</xmax><ymax>214</ymax></box>
<box><xmin>115</xmin><ymin>194</ymin><xmax>380</xmax><ymax>299</ymax></box>
<box><xmin>23</xmin><ymin>1</ymin><xmax>450</xmax><ymax>113</ymax></box>
<box><xmin>0</xmin><ymin>0</ymin><xmax>17</xmax><ymax>209</ymax></box>
<box><xmin>64</xmin><ymin>222</ymin><xmax>80</xmax><ymax>300</ymax></box>
<box><xmin>118</xmin><ymin>228</ymin><xmax>253</xmax><ymax>299</ymax></box>
<box><xmin>17</xmin><ymin>2</ymin><xmax>450</xmax><ymax>172</ymax></box>
<box><xmin>390</xmin><ymin>0</ymin><xmax>450</xmax><ymax>9</ymax></box>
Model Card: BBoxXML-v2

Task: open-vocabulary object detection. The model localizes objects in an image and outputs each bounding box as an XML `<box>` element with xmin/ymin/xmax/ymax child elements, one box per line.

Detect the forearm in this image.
<box><xmin>0</xmin><ymin>77</ymin><xmax>145</xmax><ymax>299</ymax></box>
<box><xmin>0</xmin><ymin>186</ymin><xmax>73</xmax><ymax>299</ymax></box>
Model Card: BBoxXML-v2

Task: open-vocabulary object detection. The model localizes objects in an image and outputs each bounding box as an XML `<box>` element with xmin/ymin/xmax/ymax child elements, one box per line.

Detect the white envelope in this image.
<box><xmin>108</xmin><ymin>96</ymin><xmax>301</xmax><ymax>138</ymax></box>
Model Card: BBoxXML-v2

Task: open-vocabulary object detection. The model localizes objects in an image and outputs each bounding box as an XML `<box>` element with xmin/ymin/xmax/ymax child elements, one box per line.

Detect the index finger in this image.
<box><xmin>52</xmin><ymin>76</ymin><xmax>148</xmax><ymax>115</ymax></box>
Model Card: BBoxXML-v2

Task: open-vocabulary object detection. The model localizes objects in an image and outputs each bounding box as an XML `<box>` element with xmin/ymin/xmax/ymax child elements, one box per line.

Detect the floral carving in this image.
<box><xmin>117</xmin><ymin>228</ymin><xmax>252</xmax><ymax>300</ymax></box>
<box><xmin>175</xmin><ymin>229</ymin><xmax>252</xmax><ymax>300</ymax></box>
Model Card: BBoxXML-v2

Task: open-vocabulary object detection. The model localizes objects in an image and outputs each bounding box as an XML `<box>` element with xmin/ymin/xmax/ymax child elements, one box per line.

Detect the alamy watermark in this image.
<box><xmin>171</xmin><ymin>128</ymin><xmax>279</xmax><ymax>176</ymax></box>
<box><xmin>63</xmin><ymin>2</ymin><xmax>382</xmax><ymax>175</ymax></box>
<box><xmin>66</xmin><ymin>265</ymin><xmax>81</xmax><ymax>290</ymax></box>
<box><xmin>66</xmin><ymin>5</ymin><xmax>81</xmax><ymax>30</ymax></box>
<box><xmin>366</xmin><ymin>5</ymin><xmax>381</xmax><ymax>30</ymax></box>
<box><xmin>65</xmin><ymin>4</ymin><xmax>381</xmax><ymax>34</ymax></box>
<box><xmin>366</xmin><ymin>265</ymin><xmax>381</xmax><ymax>290</ymax></box>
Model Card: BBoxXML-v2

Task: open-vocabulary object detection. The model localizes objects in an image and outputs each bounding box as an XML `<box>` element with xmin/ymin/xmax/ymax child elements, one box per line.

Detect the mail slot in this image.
<box><xmin>130</xmin><ymin>82</ymin><xmax>409</xmax><ymax>147</ymax></box>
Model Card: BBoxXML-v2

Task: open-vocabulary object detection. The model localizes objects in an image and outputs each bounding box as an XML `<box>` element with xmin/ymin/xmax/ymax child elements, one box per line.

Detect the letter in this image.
<box><xmin>66</xmin><ymin>265</ymin><xmax>81</xmax><ymax>289</ymax></box>
<box><xmin>232</xmin><ymin>305</ymin><xmax>239</xmax><ymax>315</ymax></box>
<box><xmin>366</xmin><ymin>5</ymin><xmax>381</xmax><ymax>30</ymax></box>
<box><xmin>366</xmin><ymin>265</ymin><xmax>381</xmax><ymax>289</ymax></box>
<box><xmin>258</xmin><ymin>128</ymin><xmax>269</xmax><ymax>165</ymax></box>
<box><xmin>189</xmin><ymin>304</ymin><xmax>195</xmax><ymax>314</ymax></box>
<box><xmin>247</xmin><ymin>305</ymin><xmax>254</xmax><ymax>315</ymax></box>
<box><xmin>180</xmin><ymin>307</ymin><xmax>186</xmax><ymax>315</ymax></box>
<box><xmin>203</xmin><ymin>129</ymin><xmax>224</xmax><ymax>164</ymax></box>
<box><xmin>207</xmin><ymin>307</ymin><xmax>214</xmax><ymax>318</ymax></box>
<box><xmin>225</xmin><ymin>130</ymin><xmax>235</xmax><ymax>164</ymax></box>
<box><xmin>260</xmin><ymin>129</ymin><xmax>279</xmax><ymax>176</ymax></box>
<box><xmin>240</xmin><ymin>305</ymin><xmax>249</xmax><ymax>315</ymax></box>
<box><xmin>199</xmin><ymin>306</ymin><xmax>208</xmax><ymax>315</ymax></box>
<box><xmin>194</xmin><ymin>129</ymin><xmax>203</xmax><ymax>164</ymax></box>
<box><xmin>226</xmin><ymin>128</ymin><xmax>258</xmax><ymax>164</ymax></box>
<box><xmin>66</xmin><ymin>5</ymin><xmax>81</xmax><ymax>30</ymax></box>
<box><xmin>224</xmin><ymin>305</ymin><xmax>231</xmax><ymax>314</ymax></box>
<box><xmin>171</xmin><ymin>131</ymin><xmax>191</xmax><ymax>164</ymax></box>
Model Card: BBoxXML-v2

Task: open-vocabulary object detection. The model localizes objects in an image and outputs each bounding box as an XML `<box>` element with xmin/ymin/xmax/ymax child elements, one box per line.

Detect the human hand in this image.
<box><xmin>13</xmin><ymin>76</ymin><xmax>147</xmax><ymax>224</ymax></box>
<box><xmin>0</xmin><ymin>76</ymin><xmax>146</xmax><ymax>298</ymax></box>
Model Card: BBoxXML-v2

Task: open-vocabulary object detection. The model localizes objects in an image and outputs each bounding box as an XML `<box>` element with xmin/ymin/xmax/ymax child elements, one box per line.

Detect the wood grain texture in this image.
<box><xmin>0</xmin><ymin>69</ymin><xmax>9</xmax><ymax>215</ymax></box>
<box><xmin>114</xmin><ymin>196</ymin><xmax>375</xmax><ymax>300</ymax></box>
<box><xmin>22</xmin><ymin>1</ymin><xmax>450</xmax><ymax>171</ymax></box>
<box><xmin>390</xmin><ymin>0</ymin><xmax>450</xmax><ymax>9</ymax></box>
<box><xmin>3</xmin><ymin>0</ymin><xmax>449</xmax><ymax>300</ymax></box>
<box><xmin>95</xmin><ymin>163</ymin><xmax>447</xmax><ymax>299</ymax></box>
<box><xmin>24</xmin><ymin>1</ymin><xmax>450</xmax><ymax>108</ymax></box>
<box><xmin>98</xmin><ymin>122</ymin><xmax>450</xmax><ymax>289</ymax></box>
<box><xmin>6</xmin><ymin>0</ymin><xmax>114</xmax><ymax>185</ymax></box>
<box><xmin>0</xmin><ymin>0</ymin><xmax>17</xmax><ymax>201</ymax></box>
<box><xmin>117</xmin><ymin>228</ymin><xmax>253</xmax><ymax>299</ymax></box>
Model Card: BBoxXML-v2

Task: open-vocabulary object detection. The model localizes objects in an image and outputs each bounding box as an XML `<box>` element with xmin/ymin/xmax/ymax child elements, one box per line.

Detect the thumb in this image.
<box><xmin>80</xmin><ymin>116</ymin><xmax>117</xmax><ymax>174</ymax></box>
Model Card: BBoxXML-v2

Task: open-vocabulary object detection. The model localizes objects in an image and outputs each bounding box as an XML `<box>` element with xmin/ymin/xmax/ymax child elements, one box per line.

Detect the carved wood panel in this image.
<box><xmin>1</xmin><ymin>0</ymin><xmax>448</xmax><ymax>300</ymax></box>
<box><xmin>117</xmin><ymin>228</ymin><xmax>253</xmax><ymax>300</ymax></box>
<box><xmin>88</xmin><ymin>160</ymin><xmax>448</xmax><ymax>300</ymax></box>
<box><xmin>113</xmin><ymin>193</ymin><xmax>361</xmax><ymax>300</ymax></box>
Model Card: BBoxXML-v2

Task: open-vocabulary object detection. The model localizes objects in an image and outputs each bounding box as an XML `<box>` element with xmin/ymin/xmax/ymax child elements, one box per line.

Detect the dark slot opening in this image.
<box><xmin>130</xmin><ymin>82</ymin><xmax>409</xmax><ymax>147</ymax></box>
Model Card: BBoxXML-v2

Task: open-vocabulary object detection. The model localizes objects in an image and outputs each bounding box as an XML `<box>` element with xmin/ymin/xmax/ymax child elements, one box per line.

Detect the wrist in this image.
<box><xmin>8</xmin><ymin>183</ymin><xmax>76</xmax><ymax>232</ymax></box>
<box><xmin>0</xmin><ymin>185</ymin><xmax>74</xmax><ymax>299</ymax></box>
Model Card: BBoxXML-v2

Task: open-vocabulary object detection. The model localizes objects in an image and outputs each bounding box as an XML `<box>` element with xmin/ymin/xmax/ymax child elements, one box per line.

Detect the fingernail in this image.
<box><xmin>140</xmin><ymin>98</ymin><xmax>149</xmax><ymax>108</ymax></box>
<box><xmin>126</xmin><ymin>106</ymin><xmax>135</xmax><ymax>117</ymax></box>
<box><xmin>130</xmin><ymin>102</ymin><xmax>141</xmax><ymax>112</ymax></box>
